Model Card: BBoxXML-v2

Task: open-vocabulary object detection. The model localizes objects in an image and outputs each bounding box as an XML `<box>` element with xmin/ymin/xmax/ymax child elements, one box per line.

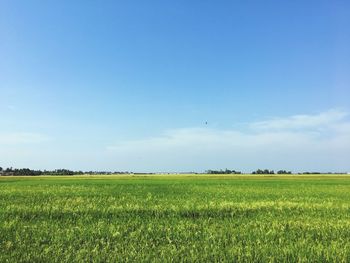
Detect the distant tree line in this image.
<box><xmin>0</xmin><ymin>167</ymin><xmax>131</xmax><ymax>176</ymax></box>
<box><xmin>206</xmin><ymin>169</ymin><xmax>242</xmax><ymax>174</ymax></box>
<box><xmin>252</xmin><ymin>169</ymin><xmax>292</xmax><ymax>174</ymax></box>
<box><xmin>252</xmin><ymin>169</ymin><xmax>275</xmax><ymax>174</ymax></box>
<box><xmin>206</xmin><ymin>169</ymin><xmax>293</xmax><ymax>174</ymax></box>
<box><xmin>206</xmin><ymin>169</ymin><xmax>293</xmax><ymax>175</ymax></box>
<box><xmin>0</xmin><ymin>167</ymin><xmax>82</xmax><ymax>176</ymax></box>
<box><xmin>0</xmin><ymin>166</ymin><xmax>346</xmax><ymax>176</ymax></box>
<box><xmin>277</xmin><ymin>170</ymin><xmax>292</xmax><ymax>174</ymax></box>
<box><xmin>84</xmin><ymin>171</ymin><xmax>131</xmax><ymax>175</ymax></box>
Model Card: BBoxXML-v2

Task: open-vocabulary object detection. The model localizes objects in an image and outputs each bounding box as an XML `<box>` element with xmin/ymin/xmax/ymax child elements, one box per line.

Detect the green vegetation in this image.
<box><xmin>206</xmin><ymin>169</ymin><xmax>242</xmax><ymax>174</ymax></box>
<box><xmin>1</xmin><ymin>175</ymin><xmax>350</xmax><ymax>262</ymax></box>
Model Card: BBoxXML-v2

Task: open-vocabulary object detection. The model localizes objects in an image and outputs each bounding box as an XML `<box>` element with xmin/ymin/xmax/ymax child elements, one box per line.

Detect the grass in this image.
<box><xmin>1</xmin><ymin>174</ymin><xmax>350</xmax><ymax>262</ymax></box>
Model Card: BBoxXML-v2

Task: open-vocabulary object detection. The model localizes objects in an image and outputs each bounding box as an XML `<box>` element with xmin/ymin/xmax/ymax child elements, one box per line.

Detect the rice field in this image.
<box><xmin>1</xmin><ymin>175</ymin><xmax>350</xmax><ymax>262</ymax></box>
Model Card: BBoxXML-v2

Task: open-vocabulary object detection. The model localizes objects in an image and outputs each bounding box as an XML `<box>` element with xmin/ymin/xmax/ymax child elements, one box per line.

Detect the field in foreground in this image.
<box><xmin>1</xmin><ymin>175</ymin><xmax>350</xmax><ymax>262</ymax></box>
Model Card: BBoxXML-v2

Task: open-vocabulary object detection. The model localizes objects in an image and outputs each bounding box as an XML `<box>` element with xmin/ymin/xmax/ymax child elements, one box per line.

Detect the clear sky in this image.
<box><xmin>1</xmin><ymin>0</ymin><xmax>350</xmax><ymax>172</ymax></box>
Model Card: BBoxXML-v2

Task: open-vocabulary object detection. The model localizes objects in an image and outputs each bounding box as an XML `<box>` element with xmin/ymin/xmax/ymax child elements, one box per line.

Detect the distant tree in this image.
<box><xmin>252</xmin><ymin>169</ymin><xmax>274</xmax><ymax>175</ymax></box>
<box><xmin>277</xmin><ymin>170</ymin><xmax>292</xmax><ymax>174</ymax></box>
<box><xmin>303</xmin><ymin>171</ymin><xmax>321</xmax><ymax>174</ymax></box>
<box><xmin>206</xmin><ymin>169</ymin><xmax>242</xmax><ymax>174</ymax></box>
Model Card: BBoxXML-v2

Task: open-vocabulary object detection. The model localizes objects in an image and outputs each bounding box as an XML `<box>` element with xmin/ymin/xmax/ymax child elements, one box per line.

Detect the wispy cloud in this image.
<box><xmin>0</xmin><ymin>132</ymin><xmax>51</xmax><ymax>144</ymax></box>
<box><xmin>106</xmin><ymin>109</ymin><xmax>350</xmax><ymax>172</ymax></box>
<box><xmin>250</xmin><ymin>109</ymin><xmax>348</xmax><ymax>131</ymax></box>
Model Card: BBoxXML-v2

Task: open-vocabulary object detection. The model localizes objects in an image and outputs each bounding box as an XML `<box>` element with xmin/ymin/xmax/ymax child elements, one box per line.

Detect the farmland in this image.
<box><xmin>1</xmin><ymin>175</ymin><xmax>350</xmax><ymax>262</ymax></box>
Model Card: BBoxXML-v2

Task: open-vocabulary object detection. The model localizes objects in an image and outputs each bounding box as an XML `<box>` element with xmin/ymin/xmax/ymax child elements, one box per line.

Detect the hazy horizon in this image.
<box><xmin>1</xmin><ymin>1</ymin><xmax>349</xmax><ymax>172</ymax></box>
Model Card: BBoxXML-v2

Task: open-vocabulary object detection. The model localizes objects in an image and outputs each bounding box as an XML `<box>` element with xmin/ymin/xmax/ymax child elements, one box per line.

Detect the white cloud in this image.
<box><xmin>106</xmin><ymin>109</ymin><xmax>350</xmax><ymax>172</ymax></box>
<box><xmin>0</xmin><ymin>132</ymin><xmax>51</xmax><ymax>144</ymax></box>
<box><xmin>1</xmin><ymin>109</ymin><xmax>348</xmax><ymax>172</ymax></box>
<box><xmin>250</xmin><ymin>109</ymin><xmax>348</xmax><ymax>131</ymax></box>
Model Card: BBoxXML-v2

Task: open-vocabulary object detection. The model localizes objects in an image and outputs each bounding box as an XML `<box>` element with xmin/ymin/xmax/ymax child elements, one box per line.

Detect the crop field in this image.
<box><xmin>1</xmin><ymin>175</ymin><xmax>350</xmax><ymax>262</ymax></box>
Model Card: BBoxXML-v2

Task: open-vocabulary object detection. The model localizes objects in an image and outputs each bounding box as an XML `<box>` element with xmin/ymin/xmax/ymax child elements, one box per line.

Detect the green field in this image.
<box><xmin>1</xmin><ymin>175</ymin><xmax>350</xmax><ymax>262</ymax></box>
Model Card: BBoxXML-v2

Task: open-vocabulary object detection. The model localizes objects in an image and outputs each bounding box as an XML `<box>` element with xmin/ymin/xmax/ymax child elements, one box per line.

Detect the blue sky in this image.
<box><xmin>1</xmin><ymin>1</ymin><xmax>349</xmax><ymax>172</ymax></box>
